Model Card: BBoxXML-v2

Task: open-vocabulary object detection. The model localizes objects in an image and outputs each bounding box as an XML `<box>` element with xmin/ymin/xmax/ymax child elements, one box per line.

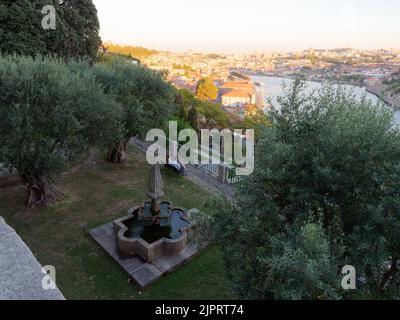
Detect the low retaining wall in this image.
<box><xmin>0</xmin><ymin>217</ymin><xmax>65</xmax><ymax>300</ymax></box>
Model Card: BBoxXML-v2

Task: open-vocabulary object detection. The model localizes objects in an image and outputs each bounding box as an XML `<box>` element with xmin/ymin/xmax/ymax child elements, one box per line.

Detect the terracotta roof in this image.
<box><xmin>220</xmin><ymin>81</ymin><xmax>254</xmax><ymax>90</ymax></box>
<box><xmin>221</xmin><ymin>90</ymin><xmax>252</xmax><ymax>98</ymax></box>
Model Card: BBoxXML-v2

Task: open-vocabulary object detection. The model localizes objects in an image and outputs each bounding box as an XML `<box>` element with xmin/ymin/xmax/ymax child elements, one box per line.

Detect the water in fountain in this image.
<box><xmin>122</xmin><ymin>164</ymin><xmax>190</xmax><ymax>243</ymax></box>
<box><xmin>123</xmin><ymin>202</ymin><xmax>190</xmax><ymax>243</ymax></box>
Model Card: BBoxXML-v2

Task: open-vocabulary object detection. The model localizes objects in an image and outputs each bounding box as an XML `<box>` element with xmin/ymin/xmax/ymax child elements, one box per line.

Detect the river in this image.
<box><xmin>251</xmin><ymin>76</ymin><xmax>400</xmax><ymax>125</ymax></box>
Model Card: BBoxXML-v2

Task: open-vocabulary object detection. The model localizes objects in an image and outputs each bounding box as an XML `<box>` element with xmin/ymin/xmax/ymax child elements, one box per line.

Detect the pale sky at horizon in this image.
<box><xmin>93</xmin><ymin>0</ymin><xmax>400</xmax><ymax>53</ymax></box>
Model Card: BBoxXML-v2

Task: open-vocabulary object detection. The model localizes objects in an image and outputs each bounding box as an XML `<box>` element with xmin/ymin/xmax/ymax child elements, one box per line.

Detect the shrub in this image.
<box><xmin>211</xmin><ymin>80</ymin><xmax>400</xmax><ymax>299</ymax></box>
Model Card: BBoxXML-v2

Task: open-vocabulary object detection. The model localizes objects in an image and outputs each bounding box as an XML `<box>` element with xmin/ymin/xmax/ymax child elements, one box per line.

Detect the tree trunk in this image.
<box><xmin>107</xmin><ymin>137</ymin><xmax>130</xmax><ymax>163</ymax></box>
<box><xmin>379</xmin><ymin>257</ymin><xmax>398</xmax><ymax>292</ymax></box>
<box><xmin>24</xmin><ymin>176</ymin><xmax>63</xmax><ymax>208</ymax></box>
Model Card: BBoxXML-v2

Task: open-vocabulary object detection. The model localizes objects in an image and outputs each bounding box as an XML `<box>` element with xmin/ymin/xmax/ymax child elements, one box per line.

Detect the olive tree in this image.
<box><xmin>0</xmin><ymin>55</ymin><xmax>121</xmax><ymax>207</ymax></box>
<box><xmin>91</xmin><ymin>62</ymin><xmax>176</xmax><ymax>163</ymax></box>
<box><xmin>211</xmin><ymin>80</ymin><xmax>400</xmax><ymax>299</ymax></box>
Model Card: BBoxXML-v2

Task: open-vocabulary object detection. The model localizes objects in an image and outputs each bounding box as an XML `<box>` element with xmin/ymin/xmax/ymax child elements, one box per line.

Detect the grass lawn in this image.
<box><xmin>0</xmin><ymin>145</ymin><xmax>233</xmax><ymax>300</ymax></box>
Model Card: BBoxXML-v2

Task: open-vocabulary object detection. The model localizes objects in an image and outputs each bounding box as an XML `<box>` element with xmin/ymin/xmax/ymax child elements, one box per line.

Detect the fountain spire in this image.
<box><xmin>147</xmin><ymin>164</ymin><xmax>164</xmax><ymax>214</ymax></box>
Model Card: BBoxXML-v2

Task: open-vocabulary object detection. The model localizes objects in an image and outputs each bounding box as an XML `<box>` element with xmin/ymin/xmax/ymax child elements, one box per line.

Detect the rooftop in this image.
<box><xmin>220</xmin><ymin>81</ymin><xmax>255</xmax><ymax>91</ymax></box>
<box><xmin>221</xmin><ymin>90</ymin><xmax>253</xmax><ymax>98</ymax></box>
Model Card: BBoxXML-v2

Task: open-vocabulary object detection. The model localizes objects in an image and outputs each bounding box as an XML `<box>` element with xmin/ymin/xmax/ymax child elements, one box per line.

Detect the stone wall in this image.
<box><xmin>0</xmin><ymin>217</ymin><xmax>65</xmax><ymax>300</ymax></box>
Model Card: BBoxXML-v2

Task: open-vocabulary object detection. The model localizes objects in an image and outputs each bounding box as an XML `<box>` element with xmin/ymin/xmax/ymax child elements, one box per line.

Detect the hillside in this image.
<box><xmin>103</xmin><ymin>42</ymin><xmax>158</xmax><ymax>59</ymax></box>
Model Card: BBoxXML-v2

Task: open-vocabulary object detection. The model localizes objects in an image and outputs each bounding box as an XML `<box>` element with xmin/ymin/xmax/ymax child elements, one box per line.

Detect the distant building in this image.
<box><xmin>220</xmin><ymin>81</ymin><xmax>255</xmax><ymax>92</ymax></box>
<box><xmin>219</xmin><ymin>81</ymin><xmax>256</xmax><ymax>108</ymax></box>
<box><xmin>221</xmin><ymin>90</ymin><xmax>254</xmax><ymax>107</ymax></box>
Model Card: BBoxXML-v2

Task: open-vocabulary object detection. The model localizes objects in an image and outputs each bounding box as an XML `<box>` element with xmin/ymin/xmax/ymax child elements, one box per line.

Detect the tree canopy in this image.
<box><xmin>238</xmin><ymin>110</ymin><xmax>270</xmax><ymax>141</ymax></box>
<box><xmin>176</xmin><ymin>88</ymin><xmax>229</xmax><ymax>129</ymax></box>
<box><xmin>187</xmin><ymin>105</ymin><xmax>199</xmax><ymax>132</ymax></box>
<box><xmin>211</xmin><ymin>80</ymin><xmax>400</xmax><ymax>299</ymax></box>
<box><xmin>91</xmin><ymin>62</ymin><xmax>177</xmax><ymax>162</ymax></box>
<box><xmin>0</xmin><ymin>55</ymin><xmax>121</xmax><ymax>207</ymax></box>
<box><xmin>196</xmin><ymin>78</ymin><xmax>218</xmax><ymax>101</ymax></box>
<box><xmin>0</xmin><ymin>0</ymin><xmax>101</xmax><ymax>61</ymax></box>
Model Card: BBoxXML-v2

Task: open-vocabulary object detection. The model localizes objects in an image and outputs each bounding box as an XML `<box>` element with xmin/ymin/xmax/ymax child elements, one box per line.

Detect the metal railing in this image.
<box><xmin>226</xmin><ymin>166</ymin><xmax>244</xmax><ymax>184</ymax></box>
<box><xmin>131</xmin><ymin>136</ymin><xmax>244</xmax><ymax>185</ymax></box>
<box><xmin>196</xmin><ymin>163</ymin><xmax>220</xmax><ymax>178</ymax></box>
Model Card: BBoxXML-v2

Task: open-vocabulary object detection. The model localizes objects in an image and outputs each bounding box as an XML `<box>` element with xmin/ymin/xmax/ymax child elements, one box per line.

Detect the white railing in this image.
<box><xmin>131</xmin><ymin>136</ymin><xmax>245</xmax><ymax>185</ymax></box>
<box><xmin>196</xmin><ymin>163</ymin><xmax>219</xmax><ymax>178</ymax></box>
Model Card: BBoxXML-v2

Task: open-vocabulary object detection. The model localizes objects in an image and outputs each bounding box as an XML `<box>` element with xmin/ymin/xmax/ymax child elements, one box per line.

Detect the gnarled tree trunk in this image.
<box><xmin>379</xmin><ymin>257</ymin><xmax>398</xmax><ymax>292</ymax></box>
<box><xmin>23</xmin><ymin>176</ymin><xmax>63</xmax><ymax>208</ymax></box>
<box><xmin>107</xmin><ymin>137</ymin><xmax>130</xmax><ymax>163</ymax></box>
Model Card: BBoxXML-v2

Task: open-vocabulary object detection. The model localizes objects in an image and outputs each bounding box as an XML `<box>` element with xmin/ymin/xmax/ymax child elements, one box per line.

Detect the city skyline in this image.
<box><xmin>93</xmin><ymin>0</ymin><xmax>400</xmax><ymax>53</ymax></box>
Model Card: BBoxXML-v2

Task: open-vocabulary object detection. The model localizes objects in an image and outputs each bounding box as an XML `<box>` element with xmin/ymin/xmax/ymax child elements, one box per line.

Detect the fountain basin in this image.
<box><xmin>113</xmin><ymin>202</ymin><xmax>192</xmax><ymax>262</ymax></box>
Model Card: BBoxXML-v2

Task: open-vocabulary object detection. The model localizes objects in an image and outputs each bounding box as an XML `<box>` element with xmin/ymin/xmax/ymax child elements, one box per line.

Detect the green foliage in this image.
<box><xmin>211</xmin><ymin>80</ymin><xmax>400</xmax><ymax>299</ymax></box>
<box><xmin>385</xmin><ymin>78</ymin><xmax>400</xmax><ymax>95</ymax></box>
<box><xmin>93</xmin><ymin>63</ymin><xmax>176</xmax><ymax>137</ymax></box>
<box><xmin>0</xmin><ymin>0</ymin><xmax>45</xmax><ymax>56</ymax></box>
<box><xmin>98</xmin><ymin>53</ymin><xmax>134</xmax><ymax>66</ymax></box>
<box><xmin>196</xmin><ymin>77</ymin><xmax>218</xmax><ymax>101</ymax></box>
<box><xmin>91</xmin><ymin>62</ymin><xmax>176</xmax><ymax>162</ymax></box>
<box><xmin>197</xmin><ymin>100</ymin><xmax>229</xmax><ymax>128</ymax></box>
<box><xmin>188</xmin><ymin>209</ymin><xmax>215</xmax><ymax>250</ymax></box>
<box><xmin>0</xmin><ymin>0</ymin><xmax>101</xmax><ymax>61</ymax></box>
<box><xmin>169</xmin><ymin>116</ymin><xmax>192</xmax><ymax>132</ymax></box>
<box><xmin>0</xmin><ymin>55</ymin><xmax>120</xmax><ymax>206</ymax></box>
<box><xmin>187</xmin><ymin>105</ymin><xmax>199</xmax><ymax>131</ymax></box>
<box><xmin>175</xmin><ymin>88</ymin><xmax>196</xmax><ymax>120</ymax></box>
<box><xmin>175</xmin><ymin>89</ymin><xmax>229</xmax><ymax>128</ymax></box>
<box><xmin>238</xmin><ymin>110</ymin><xmax>270</xmax><ymax>141</ymax></box>
<box><xmin>261</xmin><ymin>220</ymin><xmax>342</xmax><ymax>300</ymax></box>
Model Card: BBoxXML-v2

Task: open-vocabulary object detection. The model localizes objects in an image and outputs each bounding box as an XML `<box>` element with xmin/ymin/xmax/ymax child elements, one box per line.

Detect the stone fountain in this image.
<box><xmin>89</xmin><ymin>164</ymin><xmax>199</xmax><ymax>289</ymax></box>
<box><xmin>113</xmin><ymin>164</ymin><xmax>192</xmax><ymax>262</ymax></box>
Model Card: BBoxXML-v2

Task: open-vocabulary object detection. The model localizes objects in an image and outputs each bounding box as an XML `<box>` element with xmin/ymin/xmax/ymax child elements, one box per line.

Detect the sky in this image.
<box><xmin>93</xmin><ymin>0</ymin><xmax>400</xmax><ymax>53</ymax></box>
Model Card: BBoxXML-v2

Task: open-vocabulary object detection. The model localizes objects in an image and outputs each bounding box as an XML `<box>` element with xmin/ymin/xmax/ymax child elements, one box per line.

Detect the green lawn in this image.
<box><xmin>0</xmin><ymin>146</ymin><xmax>233</xmax><ymax>300</ymax></box>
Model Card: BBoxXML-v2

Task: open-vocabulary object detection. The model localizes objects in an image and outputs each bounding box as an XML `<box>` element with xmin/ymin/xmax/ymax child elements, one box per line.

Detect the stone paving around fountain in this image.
<box><xmin>89</xmin><ymin>163</ymin><xmax>201</xmax><ymax>290</ymax></box>
<box><xmin>89</xmin><ymin>222</ymin><xmax>200</xmax><ymax>289</ymax></box>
